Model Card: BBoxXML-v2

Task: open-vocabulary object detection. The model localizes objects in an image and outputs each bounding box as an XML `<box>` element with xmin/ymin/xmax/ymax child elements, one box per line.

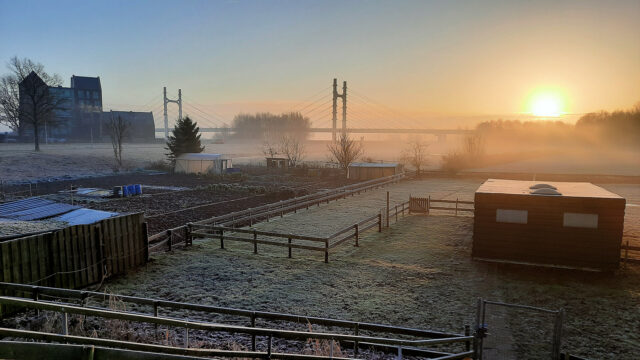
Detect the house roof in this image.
<box><xmin>349</xmin><ymin>162</ymin><xmax>399</xmax><ymax>168</ymax></box>
<box><xmin>71</xmin><ymin>75</ymin><xmax>101</xmax><ymax>90</ymax></box>
<box><xmin>177</xmin><ymin>153</ymin><xmax>227</xmax><ymax>161</ymax></box>
<box><xmin>476</xmin><ymin>179</ymin><xmax>624</xmax><ymax>199</ymax></box>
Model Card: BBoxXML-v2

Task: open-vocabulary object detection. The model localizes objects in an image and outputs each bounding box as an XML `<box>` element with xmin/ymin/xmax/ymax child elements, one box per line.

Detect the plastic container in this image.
<box><xmin>134</xmin><ymin>184</ymin><xmax>142</xmax><ymax>195</ymax></box>
<box><xmin>122</xmin><ymin>185</ymin><xmax>129</xmax><ymax>197</ymax></box>
<box><xmin>113</xmin><ymin>186</ymin><xmax>122</xmax><ymax>197</ymax></box>
<box><xmin>127</xmin><ymin>185</ymin><xmax>135</xmax><ymax>196</ymax></box>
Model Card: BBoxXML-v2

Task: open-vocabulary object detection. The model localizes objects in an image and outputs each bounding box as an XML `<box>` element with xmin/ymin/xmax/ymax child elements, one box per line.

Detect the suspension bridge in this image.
<box><xmin>114</xmin><ymin>79</ymin><xmax>472</xmax><ymax>139</ymax></box>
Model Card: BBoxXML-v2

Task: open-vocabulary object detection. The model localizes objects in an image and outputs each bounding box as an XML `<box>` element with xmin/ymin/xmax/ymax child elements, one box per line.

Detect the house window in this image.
<box><xmin>93</xmin><ymin>91</ymin><xmax>99</xmax><ymax>99</ymax></box>
<box><xmin>496</xmin><ymin>209</ymin><xmax>528</xmax><ymax>224</ymax></box>
<box><xmin>563</xmin><ymin>213</ymin><xmax>598</xmax><ymax>229</ymax></box>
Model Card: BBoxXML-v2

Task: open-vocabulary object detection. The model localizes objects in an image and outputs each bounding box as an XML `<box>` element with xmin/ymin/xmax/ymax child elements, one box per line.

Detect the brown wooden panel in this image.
<box><xmin>10</xmin><ymin>241</ymin><xmax>21</xmax><ymax>284</ymax></box>
<box><xmin>64</xmin><ymin>227</ymin><xmax>75</xmax><ymax>289</ymax></box>
<box><xmin>1</xmin><ymin>242</ymin><xmax>12</xmax><ymax>283</ymax></box>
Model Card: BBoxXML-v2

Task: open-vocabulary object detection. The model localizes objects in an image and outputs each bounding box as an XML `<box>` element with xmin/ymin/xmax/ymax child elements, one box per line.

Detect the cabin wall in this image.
<box><xmin>472</xmin><ymin>193</ymin><xmax>625</xmax><ymax>269</ymax></box>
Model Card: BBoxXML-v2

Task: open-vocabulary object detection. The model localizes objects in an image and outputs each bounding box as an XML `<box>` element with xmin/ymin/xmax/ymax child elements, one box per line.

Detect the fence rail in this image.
<box><xmin>0</xmin><ymin>289</ymin><xmax>473</xmax><ymax>359</ymax></box>
<box><xmin>149</xmin><ymin>174</ymin><xmax>405</xmax><ymax>248</ymax></box>
<box><xmin>410</xmin><ymin>196</ymin><xmax>474</xmax><ymax>216</ymax></box>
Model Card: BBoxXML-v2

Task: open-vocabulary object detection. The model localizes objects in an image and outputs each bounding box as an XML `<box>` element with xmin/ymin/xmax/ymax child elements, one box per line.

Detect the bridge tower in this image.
<box><xmin>332</xmin><ymin>78</ymin><xmax>347</xmax><ymax>141</ymax></box>
<box><xmin>163</xmin><ymin>87</ymin><xmax>182</xmax><ymax>139</ymax></box>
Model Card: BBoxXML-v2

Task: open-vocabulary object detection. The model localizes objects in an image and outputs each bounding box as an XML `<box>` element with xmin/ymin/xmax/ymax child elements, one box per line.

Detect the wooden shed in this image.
<box><xmin>174</xmin><ymin>153</ymin><xmax>232</xmax><ymax>175</ymax></box>
<box><xmin>347</xmin><ymin>162</ymin><xmax>402</xmax><ymax>181</ymax></box>
<box><xmin>472</xmin><ymin>179</ymin><xmax>625</xmax><ymax>270</ymax></box>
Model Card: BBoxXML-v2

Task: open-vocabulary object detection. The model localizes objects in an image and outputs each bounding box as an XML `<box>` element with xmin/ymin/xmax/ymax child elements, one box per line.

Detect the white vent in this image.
<box><xmin>530</xmin><ymin>188</ymin><xmax>562</xmax><ymax>196</ymax></box>
<box><xmin>529</xmin><ymin>183</ymin><xmax>557</xmax><ymax>190</ymax></box>
<box><xmin>496</xmin><ymin>209</ymin><xmax>528</xmax><ymax>224</ymax></box>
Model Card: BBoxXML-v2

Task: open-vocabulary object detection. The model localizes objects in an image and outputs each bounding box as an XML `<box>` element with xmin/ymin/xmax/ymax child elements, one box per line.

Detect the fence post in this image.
<box><xmin>354</xmin><ymin>224</ymin><xmax>359</xmax><ymax>247</ymax></box>
<box><xmin>427</xmin><ymin>195</ymin><xmax>431</xmax><ymax>213</ymax></box>
<box><xmin>153</xmin><ymin>301</ymin><xmax>159</xmax><ymax>338</ymax></box>
<box><xmin>167</xmin><ymin>230</ymin><xmax>172</xmax><ymax>252</ymax></box>
<box><xmin>386</xmin><ymin>191</ymin><xmax>390</xmax><ymax>228</ymax></box>
<box><xmin>378</xmin><ymin>213</ymin><xmax>382</xmax><ymax>232</ymax></box>
<box><xmin>267</xmin><ymin>334</ymin><xmax>272</xmax><ymax>359</ymax></box>
<box><xmin>288</xmin><ymin>237</ymin><xmax>292</xmax><ymax>258</ymax></box>
<box><xmin>251</xmin><ymin>312</ymin><xmax>257</xmax><ymax>351</ymax></box>
<box><xmin>220</xmin><ymin>229</ymin><xmax>224</xmax><ymax>249</ymax></box>
<box><xmin>395</xmin><ymin>205</ymin><xmax>398</xmax><ymax>222</ymax></box>
<box><xmin>61</xmin><ymin>311</ymin><xmax>68</xmax><ymax>335</ymax></box>
<box><xmin>465</xmin><ymin>324</ymin><xmax>470</xmax><ymax>351</ymax></box>
<box><xmin>186</xmin><ymin>223</ymin><xmax>192</xmax><ymax>246</ymax></box>
<box><xmin>253</xmin><ymin>230</ymin><xmax>258</xmax><ymax>254</ymax></box>
<box><xmin>354</xmin><ymin>322</ymin><xmax>359</xmax><ymax>355</ymax></box>
<box><xmin>455</xmin><ymin>198</ymin><xmax>458</xmax><ymax>216</ymax></box>
<box><xmin>324</xmin><ymin>239</ymin><xmax>329</xmax><ymax>263</ymax></box>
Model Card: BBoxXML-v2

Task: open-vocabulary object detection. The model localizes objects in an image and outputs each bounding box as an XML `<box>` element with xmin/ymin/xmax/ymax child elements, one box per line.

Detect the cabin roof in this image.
<box><xmin>177</xmin><ymin>153</ymin><xmax>227</xmax><ymax>161</ymax></box>
<box><xmin>476</xmin><ymin>179</ymin><xmax>624</xmax><ymax>199</ymax></box>
<box><xmin>349</xmin><ymin>162</ymin><xmax>399</xmax><ymax>168</ymax></box>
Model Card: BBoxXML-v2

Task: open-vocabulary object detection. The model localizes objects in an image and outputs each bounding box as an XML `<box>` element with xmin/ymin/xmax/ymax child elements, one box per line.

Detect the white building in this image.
<box><xmin>174</xmin><ymin>153</ymin><xmax>232</xmax><ymax>175</ymax></box>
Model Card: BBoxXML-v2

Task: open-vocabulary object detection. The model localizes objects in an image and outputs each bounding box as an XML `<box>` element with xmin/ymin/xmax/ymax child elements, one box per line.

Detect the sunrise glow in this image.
<box><xmin>527</xmin><ymin>90</ymin><xmax>567</xmax><ymax>117</ymax></box>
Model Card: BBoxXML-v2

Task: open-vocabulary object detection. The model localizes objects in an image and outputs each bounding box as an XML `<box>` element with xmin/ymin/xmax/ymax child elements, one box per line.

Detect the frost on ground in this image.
<box><xmin>97</xmin><ymin>179</ymin><xmax>640</xmax><ymax>359</ymax></box>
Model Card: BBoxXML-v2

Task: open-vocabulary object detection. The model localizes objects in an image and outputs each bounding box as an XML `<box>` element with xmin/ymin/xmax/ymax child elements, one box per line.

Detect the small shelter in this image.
<box><xmin>174</xmin><ymin>153</ymin><xmax>232</xmax><ymax>175</ymax></box>
<box><xmin>266</xmin><ymin>157</ymin><xmax>289</xmax><ymax>169</ymax></box>
<box><xmin>347</xmin><ymin>162</ymin><xmax>402</xmax><ymax>181</ymax></box>
<box><xmin>472</xmin><ymin>179</ymin><xmax>625</xmax><ymax>270</ymax></box>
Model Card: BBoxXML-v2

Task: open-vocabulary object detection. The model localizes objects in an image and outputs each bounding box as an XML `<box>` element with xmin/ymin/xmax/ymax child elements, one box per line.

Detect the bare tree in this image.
<box><xmin>401</xmin><ymin>138</ymin><xmax>430</xmax><ymax>175</ymax></box>
<box><xmin>18</xmin><ymin>71</ymin><xmax>66</xmax><ymax>151</ymax></box>
<box><xmin>280</xmin><ymin>135</ymin><xmax>305</xmax><ymax>167</ymax></box>
<box><xmin>0</xmin><ymin>57</ymin><xmax>62</xmax><ymax>138</ymax></box>
<box><xmin>108</xmin><ymin>115</ymin><xmax>129</xmax><ymax>169</ymax></box>
<box><xmin>327</xmin><ymin>133</ymin><xmax>364</xmax><ymax>176</ymax></box>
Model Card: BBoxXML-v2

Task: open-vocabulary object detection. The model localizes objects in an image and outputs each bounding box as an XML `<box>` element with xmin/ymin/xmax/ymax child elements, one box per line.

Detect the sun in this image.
<box><xmin>527</xmin><ymin>90</ymin><xmax>567</xmax><ymax>117</ymax></box>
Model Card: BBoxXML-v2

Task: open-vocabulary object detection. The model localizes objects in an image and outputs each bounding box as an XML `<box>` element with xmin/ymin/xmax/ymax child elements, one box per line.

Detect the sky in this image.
<box><xmin>1</xmin><ymin>0</ymin><xmax>639</xmax><ymax>130</ymax></box>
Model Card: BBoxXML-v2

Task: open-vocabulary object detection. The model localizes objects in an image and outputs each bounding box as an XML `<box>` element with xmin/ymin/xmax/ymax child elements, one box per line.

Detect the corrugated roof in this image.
<box><xmin>177</xmin><ymin>153</ymin><xmax>227</xmax><ymax>160</ymax></box>
<box><xmin>476</xmin><ymin>179</ymin><xmax>624</xmax><ymax>199</ymax></box>
<box><xmin>53</xmin><ymin>208</ymin><xmax>117</xmax><ymax>225</ymax></box>
<box><xmin>0</xmin><ymin>198</ymin><xmax>80</xmax><ymax>221</ymax></box>
<box><xmin>349</xmin><ymin>162</ymin><xmax>399</xmax><ymax>168</ymax></box>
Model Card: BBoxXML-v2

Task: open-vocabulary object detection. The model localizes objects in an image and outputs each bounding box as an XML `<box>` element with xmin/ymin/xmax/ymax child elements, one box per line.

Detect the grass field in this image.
<box><xmin>101</xmin><ymin>179</ymin><xmax>640</xmax><ymax>359</ymax></box>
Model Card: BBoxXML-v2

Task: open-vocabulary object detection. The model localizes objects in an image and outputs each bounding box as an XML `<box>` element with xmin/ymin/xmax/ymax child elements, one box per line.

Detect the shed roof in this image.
<box><xmin>349</xmin><ymin>162</ymin><xmax>399</xmax><ymax>168</ymax></box>
<box><xmin>0</xmin><ymin>198</ymin><xmax>80</xmax><ymax>221</ymax></box>
<box><xmin>476</xmin><ymin>179</ymin><xmax>624</xmax><ymax>199</ymax></box>
<box><xmin>177</xmin><ymin>153</ymin><xmax>227</xmax><ymax>161</ymax></box>
<box><xmin>52</xmin><ymin>208</ymin><xmax>117</xmax><ymax>225</ymax></box>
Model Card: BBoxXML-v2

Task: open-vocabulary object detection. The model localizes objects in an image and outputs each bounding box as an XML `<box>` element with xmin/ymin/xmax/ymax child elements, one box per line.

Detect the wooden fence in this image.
<box><xmin>0</xmin><ymin>213</ymin><xmax>148</xmax><ymax>315</ymax></box>
<box><xmin>149</xmin><ymin>174</ymin><xmax>405</xmax><ymax>252</ymax></box>
<box><xmin>409</xmin><ymin>196</ymin><xmax>474</xmax><ymax>216</ymax></box>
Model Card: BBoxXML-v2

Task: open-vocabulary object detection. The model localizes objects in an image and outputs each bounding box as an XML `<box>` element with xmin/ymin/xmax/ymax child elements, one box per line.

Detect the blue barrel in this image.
<box><xmin>134</xmin><ymin>184</ymin><xmax>142</xmax><ymax>195</ymax></box>
<box><xmin>127</xmin><ymin>185</ymin><xmax>135</xmax><ymax>196</ymax></box>
<box><xmin>122</xmin><ymin>185</ymin><xmax>129</xmax><ymax>197</ymax></box>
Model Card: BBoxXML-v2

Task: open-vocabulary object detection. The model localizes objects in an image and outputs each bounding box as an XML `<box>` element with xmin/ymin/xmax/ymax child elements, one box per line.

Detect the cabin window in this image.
<box><xmin>563</xmin><ymin>213</ymin><xmax>598</xmax><ymax>229</ymax></box>
<box><xmin>496</xmin><ymin>209</ymin><xmax>528</xmax><ymax>224</ymax></box>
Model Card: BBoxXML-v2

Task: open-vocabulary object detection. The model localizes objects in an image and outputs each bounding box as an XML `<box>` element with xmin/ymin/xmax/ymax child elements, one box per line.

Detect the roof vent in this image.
<box><xmin>530</xmin><ymin>188</ymin><xmax>562</xmax><ymax>196</ymax></box>
<box><xmin>529</xmin><ymin>183</ymin><xmax>557</xmax><ymax>190</ymax></box>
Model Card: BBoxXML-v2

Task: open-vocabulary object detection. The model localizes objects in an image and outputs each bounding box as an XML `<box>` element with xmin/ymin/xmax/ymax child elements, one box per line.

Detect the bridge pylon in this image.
<box><xmin>332</xmin><ymin>78</ymin><xmax>347</xmax><ymax>141</ymax></box>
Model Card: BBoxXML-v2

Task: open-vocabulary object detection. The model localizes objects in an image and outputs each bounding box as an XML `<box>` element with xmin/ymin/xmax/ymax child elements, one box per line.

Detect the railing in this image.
<box><xmin>190</xmin><ymin>198</ymin><xmax>412</xmax><ymax>263</ymax></box>
<box><xmin>409</xmin><ymin>196</ymin><xmax>474</xmax><ymax>216</ymax></box>
<box><xmin>149</xmin><ymin>174</ymin><xmax>405</xmax><ymax>253</ymax></box>
<box><xmin>0</xmin><ymin>283</ymin><xmax>474</xmax><ymax>359</ymax></box>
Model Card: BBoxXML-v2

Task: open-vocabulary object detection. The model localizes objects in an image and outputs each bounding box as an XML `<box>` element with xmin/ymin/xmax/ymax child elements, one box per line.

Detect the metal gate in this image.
<box><xmin>475</xmin><ymin>299</ymin><xmax>564</xmax><ymax>360</ymax></box>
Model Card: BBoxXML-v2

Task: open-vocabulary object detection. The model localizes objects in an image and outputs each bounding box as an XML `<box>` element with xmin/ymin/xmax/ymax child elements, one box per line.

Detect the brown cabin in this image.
<box><xmin>472</xmin><ymin>179</ymin><xmax>625</xmax><ymax>270</ymax></box>
<box><xmin>347</xmin><ymin>162</ymin><xmax>402</xmax><ymax>181</ymax></box>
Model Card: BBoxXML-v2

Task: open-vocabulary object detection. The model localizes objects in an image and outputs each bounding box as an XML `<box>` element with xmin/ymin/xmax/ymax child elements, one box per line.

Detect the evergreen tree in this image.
<box><xmin>165</xmin><ymin>116</ymin><xmax>205</xmax><ymax>166</ymax></box>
